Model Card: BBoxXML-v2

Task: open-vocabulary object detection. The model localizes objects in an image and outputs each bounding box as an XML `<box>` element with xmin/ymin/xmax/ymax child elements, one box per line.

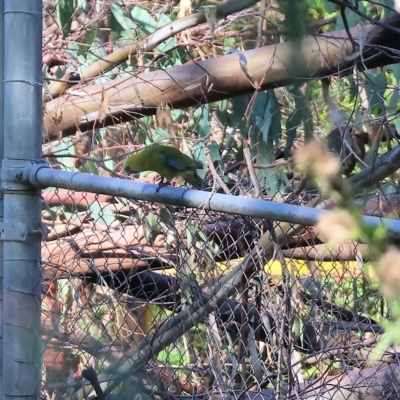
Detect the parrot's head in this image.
<box><xmin>123</xmin><ymin>154</ymin><xmax>143</xmax><ymax>174</ymax></box>
<box><xmin>124</xmin><ymin>164</ymin><xmax>139</xmax><ymax>174</ymax></box>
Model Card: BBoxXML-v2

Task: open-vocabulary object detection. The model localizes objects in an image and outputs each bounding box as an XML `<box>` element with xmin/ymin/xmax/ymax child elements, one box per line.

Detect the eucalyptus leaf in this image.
<box><xmin>231</xmin><ymin>95</ymin><xmax>251</xmax><ymax>137</ymax></box>
<box><xmin>285</xmin><ymin>110</ymin><xmax>301</xmax><ymax>158</ymax></box>
<box><xmin>190</xmin><ymin>142</ymin><xmax>206</xmax><ymax>162</ymax></box>
<box><xmin>197</xmin><ymin>230</ymin><xmax>218</xmax><ymax>254</ymax></box>
<box><xmin>246</xmin><ymin>90</ymin><xmax>284</xmax><ymax>195</ymax></box>
<box><xmin>110</xmin><ymin>3</ymin><xmax>134</xmax><ymax>31</ymax></box>
<box><xmin>85</xmin><ymin>159</ymin><xmax>100</xmax><ymax>175</ymax></box>
<box><xmin>385</xmin><ymin>64</ymin><xmax>400</xmax><ymax>82</ymax></box>
<box><xmin>144</xmin><ymin>211</ymin><xmax>161</xmax><ymax>244</ymax></box>
<box><xmin>395</xmin><ymin>118</ymin><xmax>400</xmax><ymax>135</ymax></box>
<box><xmin>347</xmin><ymin>75</ymin><xmax>358</xmax><ymax>101</ymax></box>
<box><xmin>291</xmin><ymin>86</ymin><xmax>314</xmax><ymax>142</ymax></box>
<box><xmin>216</xmin><ymin>99</ymin><xmax>228</xmax><ymax>126</ymax></box>
<box><xmin>335</xmin><ymin>4</ymin><xmax>364</xmax><ymax>30</ymax></box>
<box><xmin>268</xmin><ymin>90</ymin><xmax>282</xmax><ymax>147</ymax></box>
<box><xmin>171</xmin><ymin>109</ymin><xmax>183</xmax><ymax>121</ymax></box>
<box><xmin>56</xmin><ymin>0</ymin><xmax>74</xmax><ymax>39</ymax></box>
<box><xmin>302</xmin><ymin>107</ymin><xmax>314</xmax><ymax>142</ymax></box>
<box><xmin>120</xmin><ymin>28</ymin><xmax>139</xmax><ymax>41</ymax></box>
<box><xmin>78</xmin><ymin>24</ymin><xmax>98</xmax><ymax>57</ymax></box>
<box><xmin>388</xmin><ymin>88</ymin><xmax>399</xmax><ymax>111</ymax></box>
<box><xmin>250</xmin><ymin>92</ymin><xmax>271</xmax><ymax>141</ymax></box>
<box><xmin>256</xmin><ymin>141</ymin><xmax>287</xmax><ymax>196</ymax></box>
<box><xmin>151</xmin><ymin>128</ymin><xmax>170</xmax><ymax>143</ymax></box>
<box><xmin>89</xmin><ymin>202</ymin><xmax>117</xmax><ymax>226</ymax></box>
<box><xmin>159</xmin><ymin>205</ymin><xmax>174</xmax><ymax>228</ymax></box>
<box><xmin>109</xmin><ymin>11</ymin><xmax>123</xmax><ymax>36</ymax></box>
<box><xmin>207</xmin><ymin>142</ymin><xmax>222</xmax><ymax>162</ymax></box>
<box><xmin>156</xmin><ymin>37</ymin><xmax>176</xmax><ymax>54</ymax></box>
<box><xmin>104</xmin><ymin>159</ymin><xmax>115</xmax><ymax>172</ymax></box>
<box><xmin>42</xmin><ymin>206</ymin><xmax>58</xmax><ymax>221</ymax></box>
<box><xmin>327</xmin><ymin>128</ymin><xmax>342</xmax><ymax>154</ymax></box>
<box><xmin>55</xmin><ymin>67</ymin><xmax>65</xmax><ymax>80</ymax></box>
<box><xmin>249</xmin><ymin>91</ymin><xmax>281</xmax><ymax>146</ymax></box>
<box><xmin>166</xmin><ymin>233</ymin><xmax>177</xmax><ymax>246</ymax></box>
<box><xmin>364</xmin><ymin>71</ymin><xmax>387</xmax><ymax>109</ymax></box>
<box><xmin>131</xmin><ymin>6</ymin><xmax>158</xmax><ymax>34</ymax></box>
<box><xmin>186</xmin><ymin>222</ymin><xmax>196</xmax><ymax>248</ymax></box>
<box><xmin>52</xmin><ymin>141</ymin><xmax>77</xmax><ymax>170</ymax></box>
<box><xmin>86</xmin><ymin>45</ymin><xmax>108</xmax><ymax>64</ymax></box>
<box><xmin>71</xmin><ymin>212</ymin><xmax>86</xmax><ymax>225</ymax></box>
<box><xmin>76</xmin><ymin>0</ymin><xmax>88</xmax><ymax>13</ymax></box>
<box><xmin>195</xmin><ymin>105</ymin><xmax>211</xmax><ymax>137</ymax></box>
<box><xmin>364</xmin><ymin>145</ymin><xmax>379</xmax><ymax>166</ymax></box>
<box><xmin>158</xmin><ymin>14</ymin><xmax>172</xmax><ymax>27</ymax></box>
<box><xmin>380</xmin><ymin>182</ymin><xmax>398</xmax><ymax>194</ymax></box>
<box><xmin>323</xmin><ymin>0</ymin><xmax>337</xmax><ymax>12</ymax></box>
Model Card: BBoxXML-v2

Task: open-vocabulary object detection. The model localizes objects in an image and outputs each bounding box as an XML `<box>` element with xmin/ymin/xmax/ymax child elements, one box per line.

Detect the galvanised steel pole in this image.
<box><xmin>0</xmin><ymin>0</ymin><xmax>5</xmax><ymax>397</ymax></box>
<box><xmin>3</xmin><ymin>1</ymin><xmax>42</xmax><ymax>399</ymax></box>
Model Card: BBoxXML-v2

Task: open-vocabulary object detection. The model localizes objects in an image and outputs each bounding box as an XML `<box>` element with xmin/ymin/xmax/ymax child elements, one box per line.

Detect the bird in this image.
<box><xmin>123</xmin><ymin>143</ymin><xmax>203</xmax><ymax>189</ymax></box>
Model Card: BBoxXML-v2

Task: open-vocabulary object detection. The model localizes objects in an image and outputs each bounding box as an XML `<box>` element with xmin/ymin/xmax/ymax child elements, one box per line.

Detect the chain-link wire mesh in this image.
<box><xmin>39</xmin><ymin>186</ymin><xmax>398</xmax><ymax>400</ymax></box>
<box><xmin>35</xmin><ymin>0</ymin><xmax>400</xmax><ymax>399</ymax></box>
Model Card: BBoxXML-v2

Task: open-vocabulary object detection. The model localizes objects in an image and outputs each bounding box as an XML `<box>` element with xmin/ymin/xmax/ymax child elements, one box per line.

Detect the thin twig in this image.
<box><xmin>224</xmin><ymin>158</ymin><xmax>291</xmax><ymax>174</ymax></box>
<box><xmin>243</xmin><ymin>147</ymin><xmax>262</xmax><ymax>198</ymax></box>
<box><xmin>205</xmin><ymin>148</ymin><xmax>231</xmax><ymax>194</ymax></box>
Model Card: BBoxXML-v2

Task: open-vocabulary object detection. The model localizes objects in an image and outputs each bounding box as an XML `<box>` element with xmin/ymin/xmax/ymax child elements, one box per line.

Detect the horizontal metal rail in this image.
<box><xmin>27</xmin><ymin>165</ymin><xmax>400</xmax><ymax>238</ymax></box>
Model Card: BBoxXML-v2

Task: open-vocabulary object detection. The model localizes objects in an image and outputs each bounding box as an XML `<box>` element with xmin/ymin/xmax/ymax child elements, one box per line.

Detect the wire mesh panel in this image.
<box><xmin>33</xmin><ymin>0</ymin><xmax>400</xmax><ymax>399</ymax></box>
<box><xmin>38</xmin><ymin>186</ymin><xmax>399</xmax><ymax>400</ymax></box>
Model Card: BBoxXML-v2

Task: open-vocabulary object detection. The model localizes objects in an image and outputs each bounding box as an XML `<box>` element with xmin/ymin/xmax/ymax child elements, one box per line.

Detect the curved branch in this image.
<box><xmin>44</xmin><ymin>0</ymin><xmax>261</xmax><ymax>101</ymax></box>
<box><xmin>348</xmin><ymin>145</ymin><xmax>400</xmax><ymax>189</ymax></box>
<box><xmin>44</xmin><ymin>26</ymin><xmax>360</xmax><ymax>139</ymax></box>
<box><xmin>44</xmin><ymin>12</ymin><xmax>400</xmax><ymax>141</ymax></box>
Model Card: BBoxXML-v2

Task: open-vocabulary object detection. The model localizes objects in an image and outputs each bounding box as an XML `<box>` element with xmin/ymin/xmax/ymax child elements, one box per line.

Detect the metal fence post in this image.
<box><xmin>0</xmin><ymin>0</ymin><xmax>4</xmax><ymax>397</ymax></box>
<box><xmin>3</xmin><ymin>1</ymin><xmax>42</xmax><ymax>399</ymax></box>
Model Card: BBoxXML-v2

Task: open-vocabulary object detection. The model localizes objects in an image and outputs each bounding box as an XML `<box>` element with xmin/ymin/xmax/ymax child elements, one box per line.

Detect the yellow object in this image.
<box><xmin>162</xmin><ymin>258</ymin><xmax>378</xmax><ymax>283</ymax></box>
<box><xmin>124</xmin><ymin>143</ymin><xmax>203</xmax><ymax>189</ymax></box>
<box><xmin>217</xmin><ymin>258</ymin><xmax>378</xmax><ymax>281</ymax></box>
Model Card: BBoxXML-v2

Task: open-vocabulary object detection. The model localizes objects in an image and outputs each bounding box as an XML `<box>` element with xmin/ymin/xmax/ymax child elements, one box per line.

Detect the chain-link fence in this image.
<box><xmin>4</xmin><ymin>0</ymin><xmax>400</xmax><ymax>399</ymax></box>
<box><xmin>38</xmin><ymin>183</ymin><xmax>400</xmax><ymax>400</ymax></box>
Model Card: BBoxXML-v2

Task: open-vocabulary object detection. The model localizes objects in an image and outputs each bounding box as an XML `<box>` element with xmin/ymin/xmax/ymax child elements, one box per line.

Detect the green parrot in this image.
<box><xmin>123</xmin><ymin>143</ymin><xmax>204</xmax><ymax>189</ymax></box>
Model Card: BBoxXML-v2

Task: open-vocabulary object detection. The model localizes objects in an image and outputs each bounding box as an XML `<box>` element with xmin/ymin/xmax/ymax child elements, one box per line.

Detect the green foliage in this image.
<box><xmin>279</xmin><ymin>0</ymin><xmax>308</xmax><ymax>39</ymax></box>
<box><xmin>230</xmin><ymin>95</ymin><xmax>251</xmax><ymax>136</ymax></box>
<box><xmin>89</xmin><ymin>202</ymin><xmax>117</xmax><ymax>227</ymax></box>
<box><xmin>157</xmin><ymin>343</ymin><xmax>189</xmax><ymax>365</ymax></box>
<box><xmin>131</xmin><ymin>6</ymin><xmax>158</xmax><ymax>35</ymax></box>
<box><xmin>285</xmin><ymin>109</ymin><xmax>301</xmax><ymax>158</ymax></box>
<box><xmin>246</xmin><ymin>91</ymin><xmax>289</xmax><ymax>195</ymax></box>
<box><xmin>335</xmin><ymin>3</ymin><xmax>366</xmax><ymax>31</ymax></box>
<box><xmin>110</xmin><ymin>3</ymin><xmax>136</xmax><ymax>31</ymax></box>
<box><xmin>191</xmin><ymin>105</ymin><xmax>211</xmax><ymax>138</ymax></box>
<box><xmin>323</xmin><ymin>0</ymin><xmax>337</xmax><ymax>13</ymax></box>
<box><xmin>289</xmin><ymin>86</ymin><xmax>314</xmax><ymax>145</ymax></box>
<box><xmin>206</xmin><ymin>142</ymin><xmax>222</xmax><ymax>162</ymax></box>
<box><xmin>374</xmin><ymin>298</ymin><xmax>400</xmax><ymax>359</ymax></box>
<box><xmin>56</xmin><ymin>0</ymin><xmax>74</xmax><ymax>38</ymax></box>
<box><xmin>78</xmin><ymin>24</ymin><xmax>98</xmax><ymax>57</ymax></box>
<box><xmin>41</xmin><ymin>0</ymin><xmax>400</xmax><ymax>388</ymax></box>
<box><xmin>364</xmin><ymin>70</ymin><xmax>387</xmax><ymax>112</ymax></box>
<box><xmin>47</xmin><ymin>0</ymin><xmax>400</xmax><ymax>198</ymax></box>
